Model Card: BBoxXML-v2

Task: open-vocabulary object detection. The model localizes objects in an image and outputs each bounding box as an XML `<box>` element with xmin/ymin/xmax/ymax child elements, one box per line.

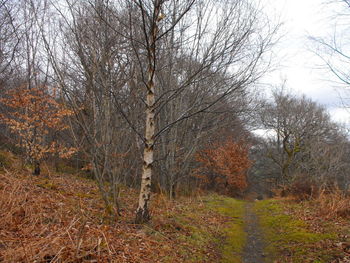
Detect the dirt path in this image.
<box><xmin>242</xmin><ymin>202</ymin><xmax>265</xmax><ymax>263</ymax></box>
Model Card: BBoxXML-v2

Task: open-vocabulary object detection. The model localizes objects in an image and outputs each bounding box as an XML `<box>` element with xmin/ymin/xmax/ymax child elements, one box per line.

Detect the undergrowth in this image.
<box><xmin>146</xmin><ymin>195</ymin><xmax>221</xmax><ymax>262</ymax></box>
<box><xmin>0</xmin><ymin>150</ymin><xmax>13</xmax><ymax>170</ymax></box>
<box><xmin>0</xmin><ymin>167</ymin><xmax>234</xmax><ymax>262</ymax></box>
<box><xmin>314</xmin><ymin>188</ymin><xmax>350</xmax><ymax>219</ymax></box>
<box><xmin>5</xmin><ymin>157</ymin><xmax>349</xmax><ymax>262</ymax></box>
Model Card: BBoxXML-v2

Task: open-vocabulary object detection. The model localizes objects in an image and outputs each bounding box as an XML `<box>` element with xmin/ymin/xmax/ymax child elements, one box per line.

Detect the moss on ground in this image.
<box><xmin>254</xmin><ymin>199</ymin><xmax>337</xmax><ymax>263</ymax></box>
<box><xmin>149</xmin><ymin>201</ymin><xmax>216</xmax><ymax>262</ymax></box>
<box><xmin>206</xmin><ymin>194</ymin><xmax>246</xmax><ymax>263</ymax></box>
<box><xmin>36</xmin><ymin>179</ymin><xmax>59</xmax><ymax>190</ymax></box>
<box><xmin>148</xmin><ymin>194</ymin><xmax>246</xmax><ymax>263</ymax></box>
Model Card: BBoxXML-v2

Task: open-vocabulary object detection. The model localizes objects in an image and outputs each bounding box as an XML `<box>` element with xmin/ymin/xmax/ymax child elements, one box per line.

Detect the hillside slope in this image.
<box><xmin>0</xmin><ymin>168</ymin><xmax>245</xmax><ymax>262</ymax></box>
<box><xmin>0</xmin><ymin>165</ymin><xmax>349</xmax><ymax>262</ymax></box>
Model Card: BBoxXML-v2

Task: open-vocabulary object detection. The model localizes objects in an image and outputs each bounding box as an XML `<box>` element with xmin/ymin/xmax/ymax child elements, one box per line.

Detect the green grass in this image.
<box><xmin>206</xmin><ymin>194</ymin><xmax>246</xmax><ymax>263</ymax></box>
<box><xmin>254</xmin><ymin>199</ymin><xmax>337</xmax><ymax>263</ymax></box>
<box><xmin>148</xmin><ymin>194</ymin><xmax>246</xmax><ymax>263</ymax></box>
<box><xmin>144</xmin><ymin>197</ymin><xmax>218</xmax><ymax>263</ymax></box>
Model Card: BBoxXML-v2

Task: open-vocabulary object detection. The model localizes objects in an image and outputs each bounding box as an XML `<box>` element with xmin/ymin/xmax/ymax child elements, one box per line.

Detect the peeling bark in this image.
<box><xmin>135</xmin><ymin>2</ymin><xmax>160</xmax><ymax>224</ymax></box>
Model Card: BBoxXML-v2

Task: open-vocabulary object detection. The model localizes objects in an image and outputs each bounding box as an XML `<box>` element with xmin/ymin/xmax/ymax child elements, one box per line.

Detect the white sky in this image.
<box><xmin>259</xmin><ymin>0</ymin><xmax>350</xmax><ymax>127</ymax></box>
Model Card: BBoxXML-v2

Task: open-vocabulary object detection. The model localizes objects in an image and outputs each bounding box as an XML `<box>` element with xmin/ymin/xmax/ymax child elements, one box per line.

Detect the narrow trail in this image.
<box><xmin>242</xmin><ymin>202</ymin><xmax>265</xmax><ymax>263</ymax></box>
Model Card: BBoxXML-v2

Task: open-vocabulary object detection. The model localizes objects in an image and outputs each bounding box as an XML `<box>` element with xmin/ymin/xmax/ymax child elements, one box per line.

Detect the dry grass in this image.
<box><xmin>314</xmin><ymin>188</ymin><xmax>350</xmax><ymax>219</ymax></box>
<box><xmin>276</xmin><ymin>179</ymin><xmax>350</xmax><ymax>219</ymax></box>
<box><xmin>0</xmin><ymin>169</ymin><xmax>174</xmax><ymax>262</ymax></box>
<box><xmin>279</xmin><ymin>194</ymin><xmax>350</xmax><ymax>263</ymax></box>
<box><xmin>0</xmin><ymin>170</ymin><xmax>158</xmax><ymax>262</ymax></box>
<box><xmin>0</xmin><ymin>167</ymin><xmax>224</xmax><ymax>262</ymax></box>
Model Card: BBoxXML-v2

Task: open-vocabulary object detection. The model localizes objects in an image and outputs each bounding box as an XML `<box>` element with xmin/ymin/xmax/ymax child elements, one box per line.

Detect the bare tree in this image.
<box><xmin>299</xmin><ymin>131</ymin><xmax>349</xmax><ymax>187</ymax></box>
<box><xmin>117</xmin><ymin>0</ymin><xmax>277</xmax><ymax>223</ymax></box>
<box><xmin>42</xmin><ymin>0</ymin><xmax>141</xmax><ymax>217</ymax></box>
<box><xmin>259</xmin><ymin>88</ymin><xmax>343</xmax><ymax>186</ymax></box>
<box><xmin>0</xmin><ymin>0</ymin><xmax>21</xmax><ymax>85</ymax></box>
<box><xmin>43</xmin><ymin>0</ymin><xmax>278</xmax><ymax>223</ymax></box>
<box><xmin>310</xmin><ymin>0</ymin><xmax>350</xmax><ymax>99</ymax></box>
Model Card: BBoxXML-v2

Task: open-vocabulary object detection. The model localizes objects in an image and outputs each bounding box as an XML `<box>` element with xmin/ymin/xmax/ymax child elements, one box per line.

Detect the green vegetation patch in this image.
<box><xmin>36</xmin><ymin>179</ymin><xmax>59</xmax><ymax>190</ymax></box>
<box><xmin>158</xmin><ymin>201</ymin><xmax>218</xmax><ymax>262</ymax></box>
<box><xmin>254</xmin><ymin>199</ymin><xmax>337</xmax><ymax>263</ymax></box>
<box><xmin>206</xmin><ymin>194</ymin><xmax>246</xmax><ymax>263</ymax></box>
<box><xmin>146</xmin><ymin>194</ymin><xmax>246</xmax><ymax>263</ymax></box>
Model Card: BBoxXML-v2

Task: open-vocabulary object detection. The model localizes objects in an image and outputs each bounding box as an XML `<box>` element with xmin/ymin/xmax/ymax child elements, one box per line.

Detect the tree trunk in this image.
<box><xmin>135</xmin><ymin>4</ymin><xmax>159</xmax><ymax>224</ymax></box>
<box><xmin>135</xmin><ymin>74</ymin><xmax>155</xmax><ymax>223</ymax></box>
<box><xmin>33</xmin><ymin>160</ymin><xmax>40</xmax><ymax>175</ymax></box>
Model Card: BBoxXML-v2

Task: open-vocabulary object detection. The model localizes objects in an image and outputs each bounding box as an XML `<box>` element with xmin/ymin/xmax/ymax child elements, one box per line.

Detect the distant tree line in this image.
<box><xmin>250</xmin><ymin>88</ymin><xmax>350</xmax><ymax>197</ymax></box>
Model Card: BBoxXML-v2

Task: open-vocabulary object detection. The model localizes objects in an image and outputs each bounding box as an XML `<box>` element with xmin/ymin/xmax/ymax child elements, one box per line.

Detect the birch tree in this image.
<box><xmin>128</xmin><ymin>0</ymin><xmax>277</xmax><ymax>223</ymax></box>
<box><xmin>44</xmin><ymin>0</ymin><xmax>278</xmax><ymax>223</ymax></box>
<box><xmin>86</xmin><ymin>0</ymin><xmax>277</xmax><ymax>223</ymax></box>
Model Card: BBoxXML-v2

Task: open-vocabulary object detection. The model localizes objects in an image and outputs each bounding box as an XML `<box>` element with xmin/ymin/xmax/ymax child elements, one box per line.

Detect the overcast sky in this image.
<box><xmin>259</xmin><ymin>0</ymin><xmax>350</xmax><ymax>126</ymax></box>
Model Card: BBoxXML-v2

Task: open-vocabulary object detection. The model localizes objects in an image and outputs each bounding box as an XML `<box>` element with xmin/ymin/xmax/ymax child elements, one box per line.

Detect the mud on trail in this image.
<box><xmin>243</xmin><ymin>202</ymin><xmax>266</xmax><ymax>263</ymax></box>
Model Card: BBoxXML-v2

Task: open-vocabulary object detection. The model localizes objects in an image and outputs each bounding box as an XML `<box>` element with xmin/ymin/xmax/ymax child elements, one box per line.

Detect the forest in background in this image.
<box><xmin>0</xmin><ymin>0</ymin><xmax>349</xmax><ymax>226</ymax></box>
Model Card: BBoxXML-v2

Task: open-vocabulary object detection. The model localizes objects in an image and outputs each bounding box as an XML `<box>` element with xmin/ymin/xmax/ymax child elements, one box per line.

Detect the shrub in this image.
<box><xmin>55</xmin><ymin>162</ymin><xmax>78</xmax><ymax>174</ymax></box>
<box><xmin>280</xmin><ymin>178</ymin><xmax>319</xmax><ymax>201</ymax></box>
<box><xmin>195</xmin><ymin>138</ymin><xmax>251</xmax><ymax>196</ymax></box>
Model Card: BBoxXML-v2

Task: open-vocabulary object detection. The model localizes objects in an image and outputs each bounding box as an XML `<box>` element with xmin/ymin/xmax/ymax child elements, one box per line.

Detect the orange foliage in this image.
<box><xmin>0</xmin><ymin>85</ymin><xmax>76</xmax><ymax>165</ymax></box>
<box><xmin>195</xmin><ymin>139</ymin><xmax>251</xmax><ymax>194</ymax></box>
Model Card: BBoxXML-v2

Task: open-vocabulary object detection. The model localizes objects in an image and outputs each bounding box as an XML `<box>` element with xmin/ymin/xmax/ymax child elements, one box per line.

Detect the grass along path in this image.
<box><xmin>206</xmin><ymin>196</ymin><xmax>347</xmax><ymax>262</ymax></box>
<box><xmin>206</xmin><ymin>195</ymin><xmax>246</xmax><ymax>263</ymax></box>
<box><xmin>254</xmin><ymin>199</ymin><xmax>340</xmax><ymax>262</ymax></box>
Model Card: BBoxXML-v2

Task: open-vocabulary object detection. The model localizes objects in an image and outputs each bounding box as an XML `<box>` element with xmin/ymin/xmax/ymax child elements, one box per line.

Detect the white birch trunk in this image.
<box><xmin>135</xmin><ymin>4</ymin><xmax>159</xmax><ymax>223</ymax></box>
<box><xmin>135</xmin><ymin>69</ymin><xmax>156</xmax><ymax>223</ymax></box>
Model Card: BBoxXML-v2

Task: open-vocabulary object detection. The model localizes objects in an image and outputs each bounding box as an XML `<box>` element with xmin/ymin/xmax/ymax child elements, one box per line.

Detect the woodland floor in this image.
<box><xmin>0</xmin><ymin>159</ymin><xmax>349</xmax><ymax>262</ymax></box>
